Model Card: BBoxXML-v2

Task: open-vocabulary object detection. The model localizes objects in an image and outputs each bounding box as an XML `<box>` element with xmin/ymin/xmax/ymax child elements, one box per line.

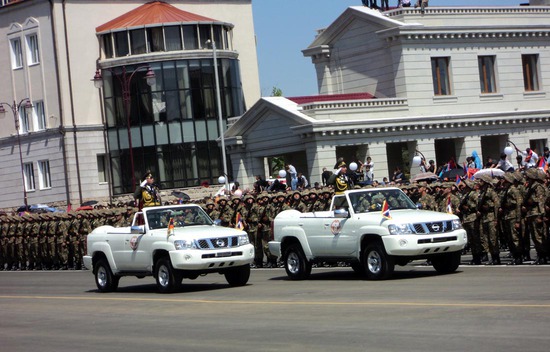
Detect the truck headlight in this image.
<box><xmin>238</xmin><ymin>234</ymin><xmax>250</xmax><ymax>246</ymax></box>
<box><xmin>388</xmin><ymin>224</ymin><xmax>413</xmax><ymax>235</ymax></box>
<box><xmin>451</xmin><ymin>219</ymin><xmax>463</xmax><ymax>230</ymax></box>
<box><xmin>174</xmin><ymin>239</ymin><xmax>196</xmax><ymax>250</ymax></box>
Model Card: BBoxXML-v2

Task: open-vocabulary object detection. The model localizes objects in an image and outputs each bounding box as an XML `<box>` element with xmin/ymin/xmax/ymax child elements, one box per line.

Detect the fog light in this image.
<box><xmin>399</xmin><ymin>239</ymin><xmax>408</xmax><ymax>247</ymax></box>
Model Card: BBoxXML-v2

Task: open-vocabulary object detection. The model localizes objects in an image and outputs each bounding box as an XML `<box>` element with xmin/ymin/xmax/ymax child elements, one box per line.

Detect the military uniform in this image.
<box><xmin>459</xmin><ymin>180</ymin><xmax>483</xmax><ymax>264</ymax></box>
<box><xmin>476</xmin><ymin>175</ymin><xmax>500</xmax><ymax>264</ymax></box>
<box><xmin>499</xmin><ymin>172</ymin><xmax>524</xmax><ymax>265</ymax></box>
<box><xmin>522</xmin><ymin>168</ymin><xmax>548</xmax><ymax>264</ymax></box>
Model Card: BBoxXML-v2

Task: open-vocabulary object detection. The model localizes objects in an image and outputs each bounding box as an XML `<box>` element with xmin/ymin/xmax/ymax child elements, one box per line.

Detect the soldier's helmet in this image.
<box><xmin>525</xmin><ymin>168</ymin><xmax>545</xmax><ymax>181</ymax></box>
<box><xmin>477</xmin><ymin>174</ymin><xmax>496</xmax><ymax>184</ymax></box>
<box><xmin>503</xmin><ymin>172</ymin><xmax>516</xmax><ymax>184</ymax></box>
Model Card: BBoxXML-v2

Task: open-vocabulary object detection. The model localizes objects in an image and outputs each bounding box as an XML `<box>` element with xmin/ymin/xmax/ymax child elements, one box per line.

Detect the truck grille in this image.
<box><xmin>412</xmin><ymin>221</ymin><xmax>453</xmax><ymax>234</ymax></box>
<box><xmin>197</xmin><ymin>236</ymin><xmax>239</xmax><ymax>249</ymax></box>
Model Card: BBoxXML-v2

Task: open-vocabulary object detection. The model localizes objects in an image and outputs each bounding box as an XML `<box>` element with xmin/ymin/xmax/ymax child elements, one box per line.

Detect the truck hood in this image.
<box><xmin>150</xmin><ymin>225</ymin><xmax>246</xmax><ymax>239</ymax></box>
<box><xmin>359</xmin><ymin>209</ymin><xmax>459</xmax><ymax>224</ymax></box>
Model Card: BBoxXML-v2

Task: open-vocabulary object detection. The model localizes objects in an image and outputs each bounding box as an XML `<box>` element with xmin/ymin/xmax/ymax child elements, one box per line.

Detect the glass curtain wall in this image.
<box><xmin>103</xmin><ymin>59</ymin><xmax>244</xmax><ymax>194</ymax></box>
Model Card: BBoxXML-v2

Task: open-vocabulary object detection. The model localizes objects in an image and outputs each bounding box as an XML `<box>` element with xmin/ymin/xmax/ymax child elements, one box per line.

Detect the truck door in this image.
<box><xmin>324</xmin><ymin>196</ymin><xmax>357</xmax><ymax>257</ymax></box>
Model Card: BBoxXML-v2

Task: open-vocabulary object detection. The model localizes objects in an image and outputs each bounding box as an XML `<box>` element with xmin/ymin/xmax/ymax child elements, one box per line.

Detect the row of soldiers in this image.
<box><xmin>202</xmin><ymin>190</ymin><xmax>334</xmax><ymax>267</ymax></box>
<box><xmin>0</xmin><ymin>208</ymin><xmax>133</xmax><ymax>271</ymax></box>
<box><xmin>396</xmin><ymin>169</ymin><xmax>549</xmax><ymax>265</ymax></box>
<box><xmin>1</xmin><ymin>167</ymin><xmax>549</xmax><ymax>270</ymax></box>
<box><xmin>199</xmin><ymin>167</ymin><xmax>550</xmax><ymax>267</ymax></box>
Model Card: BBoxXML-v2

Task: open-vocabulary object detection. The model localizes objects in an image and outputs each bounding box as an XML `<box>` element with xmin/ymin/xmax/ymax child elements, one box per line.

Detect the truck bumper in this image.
<box><xmin>169</xmin><ymin>244</ymin><xmax>255</xmax><ymax>270</ymax></box>
<box><xmin>83</xmin><ymin>255</ymin><xmax>93</xmax><ymax>271</ymax></box>
<box><xmin>383</xmin><ymin>229</ymin><xmax>468</xmax><ymax>256</ymax></box>
<box><xmin>268</xmin><ymin>241</ymin><xmax>281</xmax><ymax>258</ymax></box>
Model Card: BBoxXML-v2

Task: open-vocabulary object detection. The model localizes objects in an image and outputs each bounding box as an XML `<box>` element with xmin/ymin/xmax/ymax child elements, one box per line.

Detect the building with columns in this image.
<box><xmin>0</xmin><ymin>0</ymin><xmax>259</xmax><ymax>209</ymax></box>
<box><xmin>225</xmin><ymin>3</ymin><xmax>550</xmax><ymax>188</ymax></box>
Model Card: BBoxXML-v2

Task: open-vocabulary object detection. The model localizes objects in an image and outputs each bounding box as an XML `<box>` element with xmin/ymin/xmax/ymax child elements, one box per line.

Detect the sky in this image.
<box><xmin>252</xmin><ymin>0</ymin><xmax>527</xmax><ymax>97</ymax></box>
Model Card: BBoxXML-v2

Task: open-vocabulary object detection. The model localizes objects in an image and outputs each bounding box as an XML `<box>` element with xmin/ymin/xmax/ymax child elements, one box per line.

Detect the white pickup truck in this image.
<box><xmin>83</xmin><ymin>204</ymin><xmax>254</xmax><ymax>293</ymax></box>
<box><xmin>269</xmin><ymin>188</ymin><xmax>467</xmax><ymax>280</ymax></box>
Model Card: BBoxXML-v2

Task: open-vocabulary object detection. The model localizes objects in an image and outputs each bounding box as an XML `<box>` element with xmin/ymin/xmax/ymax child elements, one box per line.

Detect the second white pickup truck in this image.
<box><xmin>269</xmin><ymin>188</ymin><xmax>467</xmax><ymax>280</ymax></box>
<box><xmin>83</xmin><ymin>204</ymin><xmax>254</xmax><ymax>293</ymax></box>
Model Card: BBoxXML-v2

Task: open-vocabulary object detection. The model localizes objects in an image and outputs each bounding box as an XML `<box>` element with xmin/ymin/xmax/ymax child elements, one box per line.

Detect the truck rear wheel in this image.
<box><xmin>363</xmin><ymin>243</ymin><xmax>394</xmax><ymax>280</ymax></box>
<box><xmin>94</xmin><ymin>258</ymin><xmax>119</xmax><ymax>292</ymax></box>
<box><xmin>431</xmin><ymin>251</ymin><xmax>461</xmax><ymax>274</ymax></box>
<box><xmin>155</xmin><ymin>258</ymin><xmax>182</xmax><ymax>293</ymax></box>
<box><xmin>284</xmin><ymin>244</ymin><xmax>311</xmax><ymax>280</ymax></box>
<box><xmin>225</xmin><ymin>265</ymin><xmax>251</xmax><ymax>286</ymax></box>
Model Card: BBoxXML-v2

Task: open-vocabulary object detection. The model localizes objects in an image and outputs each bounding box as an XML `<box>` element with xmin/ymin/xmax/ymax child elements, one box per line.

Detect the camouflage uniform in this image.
<box><xmin>242</xmin><ymin>195</ymin><xmax>263</xmax><ymax>267</ymax></box>
<box><xmin>57</xmin><ymin>214</ymin><xmax>70</xmax><ymax>270</ymax></box>
<box><xmin>46</xmin><ymin>214</ymin><xmax>58</xmax><ymax>269</ymax></box>
<box><xmin>476</xmin><ymin>175</ymin><xmax>500</xmax><ymax>264</ymax></box>
<box><xmin>0</xmin><ymin>216</ymin><xmax>7</xmax><ymax>270</ymax></box>
<box><xmin>522</xmin><ymin>168</ymin><xmax>548</xmax><ymax>264</ymax></box>
<box><xmin>498</xmin><ymin>173</ymin><xmax>524</xmax><ymax>264</ymax></box>
<box><xmin>459</xmin><ymin>180</ymin><xmax>482</xmax><ymax>264</ymax></box>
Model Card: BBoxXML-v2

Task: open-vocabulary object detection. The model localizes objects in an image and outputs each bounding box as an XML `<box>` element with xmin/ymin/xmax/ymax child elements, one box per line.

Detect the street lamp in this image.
<box><xmin>504</xmin><ymin>139</ymin><xmax>519</xmax><ymax>157</ymax></box>
<box><xmin>411</xmin><ymin>149</ymin><xmax>426</xmax><ymax>167</ymax></box>
<box><xmin>206</xmin><ymin>39</ymin><xmax>229</xmax><ymax>193</ymax></box>
<box><xmin>92</xmin><ymin>65</ymin><xmax>156</xmax><ymax>192</ymax></box>
<box><xmin>0</xmin><ymin>98</ymin><xmax>33</xmax><ymax>208</ymax></box>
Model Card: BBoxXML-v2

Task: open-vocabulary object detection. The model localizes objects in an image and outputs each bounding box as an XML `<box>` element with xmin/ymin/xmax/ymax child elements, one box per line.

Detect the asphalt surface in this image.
<box><xmin>1</xmin><ymin>264</ymin><xmax>550</xmax><ymax>352</ymax></box>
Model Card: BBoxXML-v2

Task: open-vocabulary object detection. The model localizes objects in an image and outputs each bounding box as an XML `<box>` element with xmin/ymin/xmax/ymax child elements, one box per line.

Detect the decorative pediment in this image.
<box><xmin>23</xmin><ymin>17</ymin><xmax>39</xmax><ymax>30</ymax></box>
<box><xmin>7</xmin><ymin>22</ymin><xmax>22</xmax><ymax>35</ymax></box>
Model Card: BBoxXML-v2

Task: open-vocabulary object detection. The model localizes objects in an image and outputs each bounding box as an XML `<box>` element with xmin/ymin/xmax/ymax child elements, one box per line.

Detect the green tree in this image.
<box><xmin>271</xmin><ymin>87</ymin><xmax>283</xmax><ymax>97</ymax></box>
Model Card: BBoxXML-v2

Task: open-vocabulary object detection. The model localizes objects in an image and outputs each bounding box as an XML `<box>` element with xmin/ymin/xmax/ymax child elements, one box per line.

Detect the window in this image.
<box><xmin>522</xmin><ymin>54</ymin><xmax>540</xmax><ymax>91</ymax></box>
<box><xmin>10</xmin><ymin>38</ymin><xmax>23</xmax><ymax>68</ymax></box>
<box><xmin>103</xmin><ymin>34</ymin><xmax>114</xmax><ymax>59</ymax></box>
<box><xmin>130</xmin><ymin>29</ymin><xmax>146</xmax><ymax>55</ymax></box>
<box><xmin>26</xmin><ymin>34</ymin><xmax>40</xmax><ymax>64</ymax></box>
<box><xmin>23</xmin><ymin>163</ymin><xmax>35</xmax><ymax>191</ymax></box>
<box><xmin>478</xmin><ymin>56</ymin><xmax>497</xmax><ymax>93</ymax></box>
<box><xmin>97</xmin><ymin>154</ymin><xmax>108</xmax><ymax>183</ymax></box>
<box><xmin>19</xmin><ymin>105</ymin><xmax>30</xmax><ymax>133</ymax></box>
<box><xmin>114</xmin><ymin>31</ymin><xmax>129</xmax><ymax>57</ymax></box>
<box><xmin>165</xmin><ymin>26</ymin><xmax>182</xmax><ymax>51</ymax></box>
<box><xmin>33</xmin><ymin>101</ymin><xmax>46</xmax><ymax>131</ymax></box>
<box><xmin>431</xmin><ymin>57</ymin><xmax>451</xmax><ymax>95</ymax></box>
<box><xmin>147</xmin><ymin>27</ymin><xmax>164</xmax><ymax>52</ymax></box>
<box><xmin>38</xmin><ymin>160</ymin><xmax>51</xmax><ymax>189</ymax></box>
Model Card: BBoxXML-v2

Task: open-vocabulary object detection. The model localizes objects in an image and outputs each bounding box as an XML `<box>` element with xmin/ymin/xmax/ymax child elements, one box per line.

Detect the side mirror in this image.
<box><xmin>334</xmin><ymin>208</ymin><xmax>349</xmax><ymax>218</ymax></box>
<box><xmin>131</xmin><ymin>225</ymin><xmax>146</xmax><ymax>234</ymax></box>
<box><xmin>416</xmin><ymin>203</ymin><xmax>422</xmax><ymax>209</ymax></box>
<box><xmin>213</xmin><ymin>219</ymin><xmax>222</xmax><ymax>226</ymax></box>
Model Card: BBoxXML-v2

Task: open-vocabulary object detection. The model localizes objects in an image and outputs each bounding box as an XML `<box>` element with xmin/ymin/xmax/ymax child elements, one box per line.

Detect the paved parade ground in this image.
<box><xmin>1</xmin><ymin>265</ymin><xmax>550</xmax><ymax>352</ymax></box>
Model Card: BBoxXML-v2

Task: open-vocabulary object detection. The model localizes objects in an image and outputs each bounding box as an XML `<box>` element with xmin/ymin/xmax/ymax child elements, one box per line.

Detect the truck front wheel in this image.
<box><xmin>94</xmin><ymin>258</ymin><xmax>119</xmax><ymax>292</ymax></box>
<box><xmin>363</xmin><ymin>243</ymin><xmax>394</xmax><ymax>280</ymax></box>
<box><xmin>155</xmin><ymin>258</ymin><xmax>182</xmax><ymax>293</ymax></box>
<box><xmin>431</xmin><ymin>251</ymin><xmax>461</xmax><ymax>274</ymax></box>
<box><xmin>225</xmin><ymin>265</ymin><xmax>251</xmax><ymax>286</ymax></box>
<box><xmin>284</xmin><ymin>244</ymin><xmax>312</xmax><ymax>280</ymax></box>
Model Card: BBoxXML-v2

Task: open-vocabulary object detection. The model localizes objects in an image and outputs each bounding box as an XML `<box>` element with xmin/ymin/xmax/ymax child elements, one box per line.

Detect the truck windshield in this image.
<box><xmin>349</xmin><ymin>189</ymin><xmax>417</xmax><ymax>214</ymax></box>
<box><xmin>146</xmin><ymin>206</ymin><xmax>213</xmax><ymax>229</ymax></box>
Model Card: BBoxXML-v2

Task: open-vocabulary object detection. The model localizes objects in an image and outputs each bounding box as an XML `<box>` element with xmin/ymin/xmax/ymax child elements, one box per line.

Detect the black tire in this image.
<box><xmin>94</xmin><ymin>258</ymin><xmax>119</xmax><ymax>292</ymax></box>
<box><xmin>431</xmin><ymin>251</ymin><xmax>461</xmax><ymax>274</ymax></box>
<box><xmin>224</xmin><ymin>265</ymin><xmax>251</xmax><ymax>286</ymax></box>
<box><xmin>155</xmin><ymin>257</ymin><xmax>182</xmax><ymax>293</ymax></box>
<box><xmin>362</xmin><ymin>243</ymin><xmax>395</xmax><ymax>280</ymax></box>
<box><xmin>284</xmin><ymin>244</ymin><xmax>312</xmax><ymax>280</ymax></box>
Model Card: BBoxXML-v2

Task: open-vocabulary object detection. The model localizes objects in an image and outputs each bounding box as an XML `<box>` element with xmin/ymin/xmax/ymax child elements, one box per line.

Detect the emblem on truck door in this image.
<box><xmin>129</xmin><ymin>236</ymin><xmax>139</xmax><ymax>251</ymax></box>
<box><xmin>330</xmin><ymin>220</ymin><xmax>341</xmax><ymax>236</ymax></box>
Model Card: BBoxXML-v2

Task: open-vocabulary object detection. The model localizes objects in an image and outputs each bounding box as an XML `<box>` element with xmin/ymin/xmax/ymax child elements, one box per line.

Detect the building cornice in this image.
<box><xmin>291</xmin><ymin>111</ymin><xmax>550</xmax><ymax>140</ymax></box>
<box><xmin>98</xmin><ymin>50</ymin><xmax>239</xmax><ymax>68</ymax></box>
<box><xmin>379</xmin><ymin>26</ymin><xmax>550</xmax><ymax>42</ymax></box>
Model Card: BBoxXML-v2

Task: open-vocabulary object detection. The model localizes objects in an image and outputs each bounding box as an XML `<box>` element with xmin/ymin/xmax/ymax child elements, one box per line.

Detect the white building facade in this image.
<box><xmin>225</xmin><ymin>4</ymin><xmax>550</xmax><ymax>189</ymax></box>
<box><xmin>0</xmin><ymin>0</ymin><xmax>260</xmax><ymax>209</ymax></box>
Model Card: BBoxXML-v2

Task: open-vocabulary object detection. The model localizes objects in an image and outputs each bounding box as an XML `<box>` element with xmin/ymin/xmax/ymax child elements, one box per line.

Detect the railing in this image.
<box><xmin>385</xmin><ymin>6</ymin><xmax>550</xmax><ymax>18</ymax></box>
<box><xmin>300</xmin><ymin>98</ymin><xmax>408</xmax><ymax>112</ymax></box>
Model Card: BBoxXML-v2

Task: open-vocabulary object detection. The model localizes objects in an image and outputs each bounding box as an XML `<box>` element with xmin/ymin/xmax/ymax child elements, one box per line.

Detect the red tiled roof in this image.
<box><xmin>287</xmin><ymin>93</ymin><xmax>376</xmax><ymax>105</ymax></box>
<box><xmin>96</xmin><ymin>1</ymin><xmax>219</xmax><ymax>33</ymax></box>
